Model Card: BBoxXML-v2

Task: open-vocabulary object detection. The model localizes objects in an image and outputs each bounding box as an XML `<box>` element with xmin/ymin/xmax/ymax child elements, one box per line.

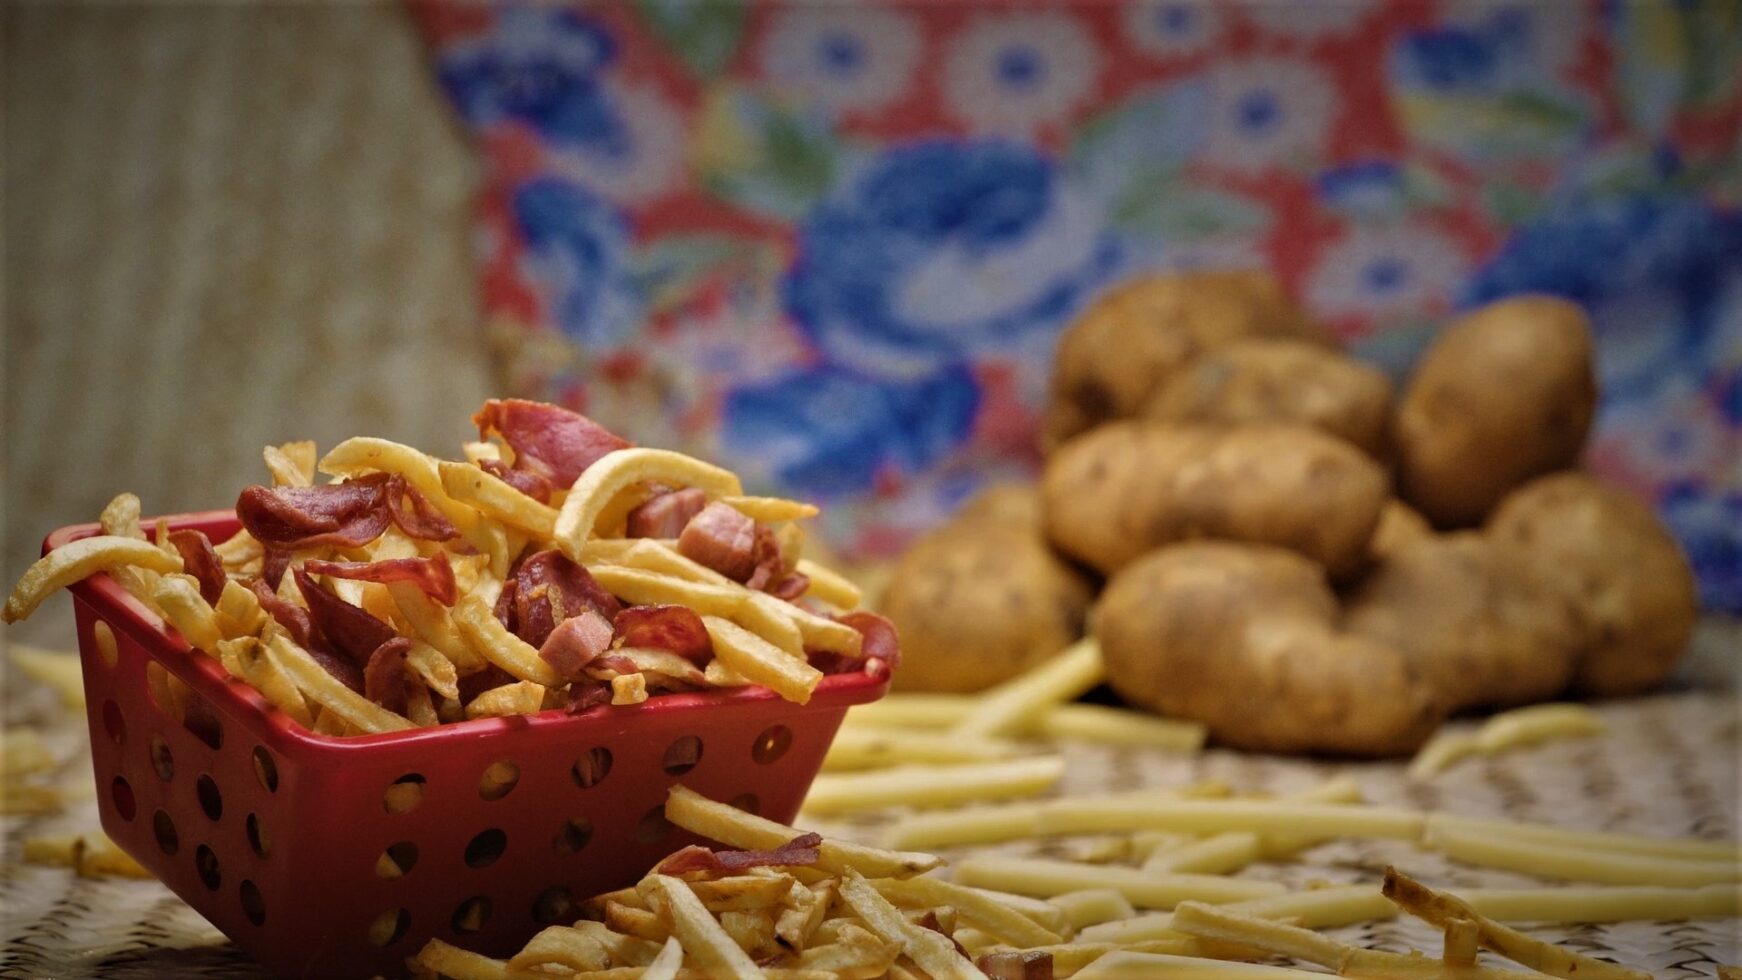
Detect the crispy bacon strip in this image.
<box><xmin>539</xmin><ymin>609</ymin><xmax>613</xmax><ymax>682</ymax></box>
<box><xmin>838</xmin><ymin>610</ymin><xmax>900</xmax><ymax>669</ymax></box>
<box><xmin>565</xmin><ymin>680</ymin><xmax>613</xmax><ymax>715</ymax></box>
<box><xmin>249</xmin><ymin>579</ymin><xmax>311</xmax><ymax>647</ymax></box>
<box><xmin>766</xmin><ymin>571</ymin><xmax>810</xmax><ymax>601</ymax></box>
<box><xmin>626</xmin><ymin>487</ymin><xmax>706</xmax><ymax>538</ymax></box>
<box><xmin>167</xmin><ymin>529</ymin><xmax>226</xmax><ymax>604</ymax></box>
<box><xmin>458</xmin><ymin>665</ymin><xmax>516</xmax><ymax>703</ymax></box>
<box><xmin>480</xmin><ymin>458</ymin><xmax>552</xmax><ymax>503</ymax></box>
<box><xmin>612</xmin><ymin>604</ymin><xmax>711</xmax><ymax>664</ymax></box>
<box><xmin>236</xmin><ymin>474</ymin><xmax>395</xmax><ymax>549</ymax></box>
<box><xmin>677</xmin><ymin>502</ymin><xmax>759</xmax><ymax>581</ymax></box>
<box><xmin>363</xmin><ymin>637</ymin><xmax>415</xmax><ymax>714</ymax></box>
<box><xmin>501</xmin><ymin>550</ymin><xmax>622</xmax><ymax>647</ymax></box>
<box><xmin>387</xmin><ymin>482</ymin><xmax>459</xmax><ymax>541</ymax></box>
<box><xmin>656</xmin><ymin>833</ymin><xmax>823</xmax><ymax>876</ymax></box>
<box><xmin>293</xmin><ymin>568</ymin><xmax>397</xmax><ymax>668</ymax></box>
<box><xmin>473</xmin><ymin>398</ymin><xmax>631</xmax><ymax>487</ymax></box>
<box><xmin>304</xmin><ymin>553</ymin><xmax>458</xmax><ymax>606</ymax></box>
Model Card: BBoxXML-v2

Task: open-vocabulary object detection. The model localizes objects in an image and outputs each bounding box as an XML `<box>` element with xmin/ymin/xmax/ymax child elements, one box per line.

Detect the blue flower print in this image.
<box><xmin>1659</xmin><ymin>486</ymin><xmax>1742</xmax><ymax>611</ymax></box>
<box><xmin>437</xmin><ymin>8</ymin><xmax>625</xmax><ymax>154</ymax></box>
<box><xmin>721</xmin><ymin>364</ymin><xmax>980</xmax><ymax>499</ymax></box>
<box><xmin>513</xmin><ymin>177</ymin><xmax>642</xmax><ymax>348</ymax></box>
<box><xmin>784</xmin><ymin>140</ymin><xmax>1119</xmax><ymax>376</ymax></box>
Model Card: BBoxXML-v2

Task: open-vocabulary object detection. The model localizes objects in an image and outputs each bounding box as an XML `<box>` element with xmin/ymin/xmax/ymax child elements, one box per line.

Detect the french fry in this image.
<box><xmin>802</xmin><ymin>757</ymin><xmax>1065</xmax><ymax>815</ymax></box>
<box><xmin>642</xmin><ymin>936</ymin><xmax>684</xmax><ymax>980</ymax></box>
<box><xmin>402</xmin><ymin>641</ymin><xmax>460</xmax><ymax>702</ymax></box>
<box><xmin>704</xmin><ymin>659</ymin><xmax>754</xmax><ymax>688</ymax></box>
<box><xmin>213</xmin><ymin>578</ymin><xmax>268</xmax><ymax>639</ymax></box>
<box><xmin>1424</xmin><ymin>823</ymin><xmax>1739</xmax><ymax>887</ymax></box>
<box><xmin>666</xmin><ymin>785</ymin><xmax>942</xmax><ymax>879</ymax></box>
<box><xmin>554</xmin><ymin>448</ymin><xmax>743</xmax><ymax>560</ymax></box>
<box><xmin>8</xmin><ymin>646</ymin><xmax>85</xmax><ymax>709</ymax></box>
<box><xmin>840</xmin><ymin>869</ymin><xmax>986</xmax><ymax>980</ymax></box>
<box><xmin>1075</xmin><ymin>952</ymin><xmax>1327</xmax><ymax>979</ymax></box>
<box><xmin>1142</xmin><ymin>832</ymin><xmax>1262</xmax><ymax>876</ymax></box>
<box><xmin>263</xmin><ymin>441</ymin><xmax>316</xmax><ymax>487</ymax></box>
<box><xmin>822</xmin><ymin>728</ymin><xmax>1025</xmax><ymax>772</ymax></box>
<box><xmin>318</xmin><ymin>437</ymin><xmax>502</xmax><ymax>570</ymax></box>
<box><xmin>1259</xmin><ymin>775</ymin><xmax>1366</xmax><ymax>858</ymax></box>
<box><xmin>451</xmin><ymin>594</ymin><xmax>563</xmax><ymax>687</ymax></box>
<box><xmin>505</xmin><ymin>925</ymin><xmax>612</xmax><ymax>974</ymax></box>
<box><xmin>1462</xmin><ymin>884</ymin><xmax>1740</xmax><ymax>922</ymax></box>
<box><xmin>607</xmin><ymin>900</ymin><xmax>671</xmax><ymax>942</ymax></box>
<box><xmin>873</xmin><ymin>876</ymin><xmax>1063</xmax><ymax>948</ymax></box>
<box><xmin>437</xmin><ymin>459</ymin><xmax>560</xmax><ymax>537</ymax></box>
<box><xmin>386</xmin><ymin>581</ymin><xmax>485</xmax><ymax>674</ymax></box>
<box><xmin>263</xmin><ymin>634</ymin><xmax>412</xmax><ymax>734</ymax></box>
<box><xmin>1475</xmin><ymin>702</ymin><xmax>1606</xmax><ymax>753</ymax></box>
<box><xmin>1037</xmin><ymin>799</ymin><xmax>1425</xmax><ymax>841</ymax></box>
<box><xmin>412</xmin><ymin>939</ymin><xmax>510</xmax><ymax>980</ymax></box>
<box><xmin>1169</xmin><ymin>900</ymin><xmax>1352</xmax><ymax>969</ymax></box>
<box><xmin>610</xmin><ymin>673</ymin><xmax>648</xmax><ymax>705</ymax></box>
<box><xmin>1034</xmin><ymin>704</ymin><xmax>1207</xmax><ymax>752</ymax></box>
<box><xmin>883</xmin><ymin>781</ymin><xmax>1234</xmax><ymax>850</ymax></box>
<box><xmin>1048</xmin><ymin>889</ymin><xmax>1136</xmax><ymax>930</ymax></box>
<box><xmin>1383</xmin><ymin>867</ymin><xmax>1652</xmax><ymax>980</ymax></box>
<box><xmin>719</xmin><ymin>495</ymin><xmax>821</xmax><ymax>523</ymax></box>
<box><xmin>792</xmin><ymin>558</ymin><xmax>861</xmax><ymax>609</ymax></box>
<box><xmin>216</xmin><ymin>636</ymin><xmax>314</xmax><ymax>727</ymax></box>
<box><xmin>951</xmin><ymin>637</ymin><xmax>1104</xmax><ymax>739</ymax></box>
<box><xmin>1077</xmin><ymin>884</ymin><xmax>1396</xmax><ymax>944</ymax></box>
<box><xmin>953</xmin><ymin>855</ymin><xmax>1286</xmax><ymax>908</ymax></box>
<box><xmin>719</xmin><ymin>907</ymin><xmax>779</xmax><ymax>958</ymax></box>
<box><xmin>644</xmin><ymin>874</ymin><xmax>765</xmax><ymax>977</ymax></box>
<box><xmin>99</xmin><ymin>492</ymin><xmax>145</xmax><ymax>538</ymax></box>
<box><xmin>594</xmin><ymin>567</ymin><xmax>748</xmax><ymax>618</ymax></box>
<box><xmin>688</xmin><ymin>875</ymin><xmax>794</xmax><ymax>912</ymax></box>
<box><xmin>1426</xmin><ymin>814</ymin><xmax>1739</xmax><ymax>862</ymax></box>
<box><xmin>733</xmin><ymin>591</ymin><xmax>806</xmax><ymax>656</ymax></box>
<box><xmin>1409</xmin><ymin>729</ymin><xmax>1483</xmax><ymax>780</ymax></box>
<box><xmin>568</xmin><ymin>921</ymin><xmax>665</xmax><ymax>967</ymax></box>
<box><xmin>4</xmin><ymin>535</ymin><xmax>183</xmax><ymax>623</ymax></box>
<box><xmin>845</xmin><ymin>694</ymin><xmax>974</xmax><ymax>730</ymax></box>
<box><xmin>466</xmin><ymin>680</ymin><xmax>547</xmax><ymax>719</ymax></box>
<box><xmin>152</xmin><ymin>574</ymin><xmax>222</xmax><ymax>651</ymax></box>
<box><xmin>795</xmin><ymin>924</ymin><xmax>901</xmax><ymax>979</ymax></box>
<box><xmin>776</xmin><ymin>877</ymin><xmax>836</xmax><ymax>950</ymax></box>
<box><xmin>702</xmin><ymin>615</ymin><xmax>822</xmax><ymax>705</ymax></box>
<box><xmin>0</xmin><ymin>729</ymin><xmax>54</xmax><ymax>777</ymax></box>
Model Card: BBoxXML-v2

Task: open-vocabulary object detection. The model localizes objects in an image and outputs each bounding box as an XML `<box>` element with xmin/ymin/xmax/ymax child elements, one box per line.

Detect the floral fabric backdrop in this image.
<box><xmin>412</xmin><ymin>0</ymin><xmax>1742</xmax><ymax>609</ymax></box>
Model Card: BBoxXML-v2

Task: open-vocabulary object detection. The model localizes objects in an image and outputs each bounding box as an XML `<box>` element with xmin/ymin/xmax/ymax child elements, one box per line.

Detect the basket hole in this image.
<box><xmin>571</xmin><ymin>747</ymin><xmax>613</xmax><ymax>788</ymax></box>
<box><xmin>730</xmin><ymin>792</ymin><xmax>761</xmax><ymax>816</ymax></box>
<box><xmin>554</xmin><ymin>817</ymin><xmax>594</xmax><ymax>855</ymax></box>
<box><xmin>752</xmin><ymin>724</ymin><xmax>792</xmax><ymax>764</ymax></box>
<box><xmin>662</xmin><ymin>735</ymin><xmax>704</xmax><ymax>776</ymax></box>
<box><xmin>478</xmin><ymin>760</ymin><xmax>519</xmax><ymax>801</ymax></box>
<box><xmin>465</xmin><ymin>829</ymin><xmax>507</xmax><ymax>869</ymax></box>
<box><xmin>532</xmin><ymin>886</ymin><xmax>576</xmax><ymax>925</ymax></box>
<box><xmin>196</xmin><ymin>774</ymin><xmax>223</xmax><ymax>821</ymax></box>
<box><xmin>153</xmin><ymin>810</ymin><xmax>179</xmax><ymax>855</ymax></box>
<box><xmin>252</xmin><ymin>747</ymin><xmax>278</xmax><ymax>793</ymax></box>
<box><xmin>111</xmin><ymin>776</ymin><xmax>136</xmax><ymax>821</ymax></box>
<box><xmin>93</xmin><ymin>620</ymin><xmax>118</xmax><ymax>668</ymax></box>
<box><xmin>240</xmin><ymin>879</ymin><xmax>266</xmax><ymax>926</ymax></box>
<box><xmin>384</xmin><ymin>773</ymin><xmax>425</xmax><ymax>814</ymax></box>
<box><xmin>183</xmin><ymin>698</ymin><xmax>223</xmax><ymax>751</ymax></box>
<box><xmin>366</xmin><ymin>908</ymin><xmax>410</xmax><ymax>948</ymax></box>
<box><xmin>634</xmin><ymin>805</ymin><xmax>673</xmax><ymax>844</ymax></box>
<box><xmin>102</xmin><ymin>700</ymin><xmax>126</xmax><ymax>744</ymax></box>
<box><xmin>246</xmin><ymin>813</ymin><xmax>270</xmax><ymax>858</ymax></box>
<box><xmin>451</xmin><ymin>896</ymin><xmax>492</xmax><ymax>934</ymax></box>
<box><xmin>145</xmin><ymin>662</ymin><xmax>174</xmax><ymax>720</ymax></box>
<box><xmin>149</xmin><ymin>736</ymin><xmax>174</xmax><ymax>782</ymax></box>
<box><xmin>195</xmin><ymin>844</ymin><xmax>221</xmax><ymax>891</ymax></box>
<box><xmin>377</xmin><ymin>841</ymin><xmax>418</xmax><ymax>879</ymax></box>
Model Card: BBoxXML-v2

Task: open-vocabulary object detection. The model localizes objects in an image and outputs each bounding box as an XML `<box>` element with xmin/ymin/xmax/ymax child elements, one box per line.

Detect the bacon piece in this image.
<box><xmin>592</xmin><ymin>653</ymin><xmax>640</xmax><ymax>676</ymax></box>
<box><xmin>742</xmin><ymin>524</ymin><xmax>788</xmax><ymax>591</ymax></box>
<box><xmin>236</xmin><ymin>474</ymin><xmax>395</xmax><ymax>550</ymax></box>
<box><xmin>262</xmin><ymin>547</ymin><xmax>293</xmax><ymax>590</ymax></box>
<box><xmin>303</xmin><ymin>553</ymin><xmax>458</xmax><ymax>606</ymax></box>
<box><xmin>677</xmin><ymin>502</ymin><xmax>759</xmax><ymax>581</ymax></box>
<box><xmin>505</xmin><ymin>550</ymin><xmax>622</xmax><ymax>646</ymax></box>
<box><xmin>167</xmin><ymin>530</ymin><xmax>227</xmax><ymax>604</ymax></box>
<box><xmin>363</xmin><ymin>637</ymin><xmax>415</xmax><ymax>714</ymax></box>
<box><xmin>480</xmin><ymin>458</ymin><xmax>552</xmax><ymax>503</ymax></box>
<box><xmin>388</xmin><ymin>482</ymin><xmax>458</xmax><ymax>542</ymax></box>
<box><xmin>458</xmin><ymin>665</ymin><xmax>516</xmax><ymax>704</ymax></box>
<box><xmin>493</xmin><ymin>576</ymin><xmax>519</xmax><ymax>629</ymax></box>
<box><xmin>539</xmin><ymin>610</ymin><xmax>613</xmax><ymax>682</ymax></box>
<box><xmin>766</xmin><ymin>571</ymin><xmax>809</xmax><ymax>601</ymax></box>
<box><xmin>656</xmin><ymin>833</ymin><xmax>823</xmax><ymax>876</ymax></box>
<box><xmin>977</xmin><ymin>951</ymin><xmax>1054</xmax><ymax>980</ymax></box>
<box><xmin>626</xmin><ymin>487</ymin><xmax>707</xmax><ymax>538</ymax></box>
<box><xmin>249</xmin><ymin>579</ymin><xmax>312</xmax><ymax>648</ymax></box>
<box><xmin>612</xmin><ymin>605</ymin><xmax>711</xmax><ymax>664</ymax></box>
<box><xmin>473</xmin><ymin>398</ymin><xmax>631</xmax><ymax>487</ymax></box>
<box><xmin>294</xmin><ymin>568</ymin><xmax>397</xmax><ymax>668</ymax></box>
<box><xmin>566</xmin><ymin>680</ymin><xmax>613</xmax><ymax>715</ymax></box>
<box><xmin>838</xmin><ymin>610</ymin><xmax>901</xmax><ymax>669</ymax></box>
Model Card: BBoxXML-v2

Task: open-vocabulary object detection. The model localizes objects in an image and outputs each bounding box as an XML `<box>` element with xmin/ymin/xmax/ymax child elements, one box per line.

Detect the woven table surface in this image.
<box><xmin>1</xmin><ymin>617</ymin><xmax>1738</xmax><ymax>979</ymax></box>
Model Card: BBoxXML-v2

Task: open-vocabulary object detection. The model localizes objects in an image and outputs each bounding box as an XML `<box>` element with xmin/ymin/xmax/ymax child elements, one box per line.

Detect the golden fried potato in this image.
<box><xmin>1486</xmin><ymin>473</ymin><xmax>1698</xmax><ymax>696</ymax></box>
<box><xmin>883</xmin><ymin>493</ymin><xmax>1094</xmax><ymax>694</ymax></box>
<box><xmin>1044</xmin><ymin>271</ymin><xmax>1325</xmax><ymax>448</ymax></box>
<box><xmin>1345</xmin><ymin>533</ymin><xmax>1583</xmax><ymax>711</ymax></box>
<box><xmin>1140</xmin><ymin>339</ymin><xmax>1393</xmax><ymax>458</ymax></box>
<box><xmin>1395</xmin><ymin>295</ymin><xmax>1596</xmax><ymax>527</ymax></box>
<box><xmin>1096</xmin><ymin>542</ymin><xmax>1443</xmax><ymax>755</ymax></box>
<box><xmin>1042</xmin><ymin>422</ymin><xmax>1387</xmax><ymax>580</ymax></box>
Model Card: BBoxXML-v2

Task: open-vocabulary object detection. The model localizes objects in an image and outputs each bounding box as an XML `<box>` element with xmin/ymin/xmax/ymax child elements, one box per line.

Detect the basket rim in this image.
<box><xmin>50</xmin><ymin>513</ymin><xmax>889</xmax><ymax>755</ymax></box>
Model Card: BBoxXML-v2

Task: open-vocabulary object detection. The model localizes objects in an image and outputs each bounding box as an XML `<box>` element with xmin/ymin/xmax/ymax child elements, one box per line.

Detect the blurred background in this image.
<box><xmin>4</xmin><ymin>1</ymin><xmax>1739</xmax><ymax>607</ymax></box>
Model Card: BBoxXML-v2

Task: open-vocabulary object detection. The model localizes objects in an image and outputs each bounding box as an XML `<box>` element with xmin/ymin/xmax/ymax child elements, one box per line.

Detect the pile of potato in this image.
<box><xmin>883</xmin><ymin>271</ymin><xmax>1699</xmax><ymax>756</ymax></box>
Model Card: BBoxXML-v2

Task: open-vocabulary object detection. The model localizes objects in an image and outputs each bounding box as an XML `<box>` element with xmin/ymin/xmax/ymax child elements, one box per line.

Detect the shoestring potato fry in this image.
<box><xmin>3</xmin><ymin>399</ymin><xmax>896</xmax><ymax>736</ymax></box>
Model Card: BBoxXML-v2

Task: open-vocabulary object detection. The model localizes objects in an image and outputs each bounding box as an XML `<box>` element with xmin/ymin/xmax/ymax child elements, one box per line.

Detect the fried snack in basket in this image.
<box><xmin>3</xmin><ymin>399</ymin><xmax>895</xmax><ymax>735</ymax></box>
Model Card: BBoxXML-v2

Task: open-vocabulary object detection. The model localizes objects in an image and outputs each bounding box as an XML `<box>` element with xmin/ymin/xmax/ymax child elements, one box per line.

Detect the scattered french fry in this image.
<box><xmin>951</xmin><ymin>637</ymin><xmax>1104</xmax><ymax>739</ymax></box>
<box><xmin>1423</xmin><ymin>823</ymin><xmax>1740</xmax><ymax>887</ymax></box>
<box><xmin>803</xmin><ymin>757</ymin><xmax>1065</xmax><ymax>816</ymax></box>
<box><xmin>953</xmin><ymin>855</ymin><xmax>1286</xmax><ymax>908</ymax></box>
<box><xmin>8</xmin><ymin>646</ymin><xmax>85</xmax><ymax>709</ymax></box>
<box><xmin>666</xmin><ymin>785</ymin><xmax>941</xmax><ymax>879</ymax></box>
<box><xmin>1034</xmin><ymin>704</ymin><xmax>1207</xmax><ymax>751</ymax></box>
<box><xmin>1038</xmin><ymin>798</ymin><xmax>1425</xmax><ymax>841</ymax></box>
<box><xmin>822</xmin><ymin>727</ymin><xmax>1025</xmax><ymax>771</ymax></box>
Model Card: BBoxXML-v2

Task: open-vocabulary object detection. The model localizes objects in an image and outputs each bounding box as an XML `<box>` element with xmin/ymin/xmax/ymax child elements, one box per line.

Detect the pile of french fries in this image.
<box><xmin>417</xmin><ymin>783</ymin><xmax>1738</xmax><ymax>979</ymax></box>
<box><xmin>2</xmin><ymin>415</ymin><xmax>881</xmax><ymax>736</ymax></box>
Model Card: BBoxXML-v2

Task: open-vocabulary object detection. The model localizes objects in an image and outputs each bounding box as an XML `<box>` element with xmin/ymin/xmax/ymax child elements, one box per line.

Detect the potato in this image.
<box><xmin>1044</xmin><ymin>271</ymin><xmax>1324</xmax><ymax>448</ymax></box>
<box><xmin>1042</xmin><ymin>422</ymin><xmax>1387</xmax><ymax>580</ymax></box>
<box><xmin>1345</xmin><ymin>533</ymin><xmax>1584</xmax><ymax>711</ymax></box>
<box><xmin>953</xmin><ymin>482</ymin><xmax>1045</xmax><ymax>529</ymax></box>
<box><xmin>882</xmin><ymin>493</ymin><xmax>1095</xmax><ymax>694</ymax></box>
<box><xmin>1395</xmin><ymin>295</ymin><xmax>1597</xmax><ymax>526</ymax></box>
<box><xmin>1487</xmin><ymin>473</ymin><xmax>1698</xmax><ymax>696</ymax></box>
<box><xmin>1367</xmin><ymin>500</ymin><xmax>1432</xmax><ymax>564</ymax></box>
<box><xmin>1140</xmin><ymin>339</ymin><xmax>1393</xmax><ymax>458</ymax></box>
<box><xmin>1096</xmin><ymin>542</ymin><xmax>1443</xmax><ymax>755</ymax></box>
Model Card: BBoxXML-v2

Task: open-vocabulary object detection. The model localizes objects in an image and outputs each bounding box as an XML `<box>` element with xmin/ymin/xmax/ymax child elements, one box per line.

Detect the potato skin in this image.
<box><xmin>1395</xmin><ymin>295</ymin><xmax>1596</xmax><ymax>526</ymax></box>
<box><xmin>1486</xmin><ymin>473</ymin><xmax>1698</xmax><ymax>696</ymax></box>
<box><xmin>1044</xmin><ymin>271</ymin><xmax>1324</xmax><ymax>448</ymax></box>
<box><xmin>1097</xmin><ymin>542</ymin><xmax>1443</xmax><ymax>755</ymax></box>
<box><xmin>1042</xmin><ymin>422</ymin><xmax>1388</xmax><ymax>580</ymax></box>
<box><xmin>1367</xmin><ymin>500</ymin><xmax>1432</xmax><ymax>564</ymax></box>
<box><xmin>1141</xmin><ymin>339</ymin><xmax>1393</xmax><ymax>458</ymax></box>
<box><xmin>1344</xmin><ymin>533</ymin><xmax>1583</xmax><ymax>711</ymax></box>
<box><xmin>882</xmin><ymin>502</ymin><xmax>1094</xmax><ymax>694</ymax></box>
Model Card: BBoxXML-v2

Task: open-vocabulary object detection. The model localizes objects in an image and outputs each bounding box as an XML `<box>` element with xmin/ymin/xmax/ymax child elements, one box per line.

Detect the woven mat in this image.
<box><xmin>2</xmin><ymin>621</ymin><xmax>1738</xmax><ymax>979</ymax></box>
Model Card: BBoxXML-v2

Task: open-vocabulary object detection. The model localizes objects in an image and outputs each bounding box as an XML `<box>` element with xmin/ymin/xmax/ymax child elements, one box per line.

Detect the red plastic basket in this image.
<box><xmin>51</xmin><ymin>512</ymin><xmax>888</xmax><ymax>980</ymax></box>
